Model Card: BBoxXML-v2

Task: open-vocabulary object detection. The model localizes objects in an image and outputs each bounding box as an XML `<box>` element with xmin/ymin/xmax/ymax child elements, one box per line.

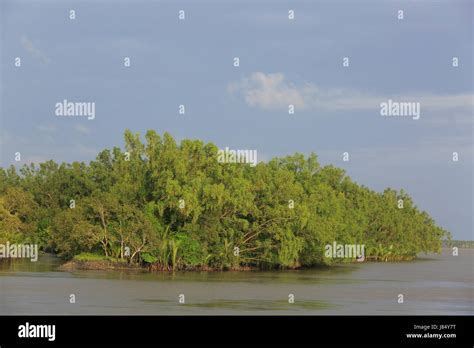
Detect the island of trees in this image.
<box><xmin>0</xmin><ymin>130</ymin><xmax>449</xmax><ymax>270</ymax></box>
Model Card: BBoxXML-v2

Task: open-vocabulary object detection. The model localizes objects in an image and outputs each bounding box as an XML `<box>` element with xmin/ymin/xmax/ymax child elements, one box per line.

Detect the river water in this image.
<box><xmin>0</xmin><ymin>248</ymin><xmax>472</xmax><ymax>315</ymax></box>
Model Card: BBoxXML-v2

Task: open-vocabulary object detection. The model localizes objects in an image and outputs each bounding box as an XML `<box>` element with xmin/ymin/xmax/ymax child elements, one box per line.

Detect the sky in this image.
<box><xmin>0</xmin><ymin>0</ymin><xmax>472</xmax><ymax>240</ymax></box>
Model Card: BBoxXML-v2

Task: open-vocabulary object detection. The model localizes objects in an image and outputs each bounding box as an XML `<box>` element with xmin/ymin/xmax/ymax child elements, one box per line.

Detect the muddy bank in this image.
<box><xmin>59</xmin><ymin>260</ymin><xmax>257</xmax><ymax>272</ymax></box>
<box><xmin>59</xmin><ymin>260</ymin><xmax>143</xmax><ymax>271</ymax></box>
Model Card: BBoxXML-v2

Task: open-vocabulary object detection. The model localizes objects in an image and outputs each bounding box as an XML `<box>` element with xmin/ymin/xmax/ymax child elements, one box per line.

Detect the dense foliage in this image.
<box><xmin>0</xmin><ymin>130</ymin><xmax>449</xmax><ymax>269</ymax></box>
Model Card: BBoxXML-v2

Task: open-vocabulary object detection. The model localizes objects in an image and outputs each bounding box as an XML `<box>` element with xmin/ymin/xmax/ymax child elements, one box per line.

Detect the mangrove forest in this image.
<box><xmin>0</xmin><ymin>130</ymin><xmax>450</xmax><ymax>270</ymax></box>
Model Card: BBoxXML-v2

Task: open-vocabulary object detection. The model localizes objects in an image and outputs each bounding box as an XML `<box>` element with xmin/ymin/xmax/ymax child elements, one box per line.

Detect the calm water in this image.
<box><xmin>0</xmin><ymin>248</ymin><xmax>472</xmax><ymax>315</ymax></box>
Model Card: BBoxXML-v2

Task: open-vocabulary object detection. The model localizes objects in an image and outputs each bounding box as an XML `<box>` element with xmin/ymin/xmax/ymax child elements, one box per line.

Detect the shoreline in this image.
<box><xmin>4</xmin><ymin>247</ymin><xmax>470</xmax><ymax>273</ymax></box>
<box><xmin>59</xmin><ymin>260</ymin><xmax>260</xmax><ymax>272</ymax></box>
<box><xmin>59</xmin><ymin>255</ymin><xmax>419</xmax><ymax>272</ymax></box>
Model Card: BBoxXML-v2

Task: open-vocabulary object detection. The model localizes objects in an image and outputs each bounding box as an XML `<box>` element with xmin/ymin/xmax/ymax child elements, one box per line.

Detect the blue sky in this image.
<box><xmin>1</xmin><ymin>0</ymin><xmax>472</xmax><ymax>240</ymax></box>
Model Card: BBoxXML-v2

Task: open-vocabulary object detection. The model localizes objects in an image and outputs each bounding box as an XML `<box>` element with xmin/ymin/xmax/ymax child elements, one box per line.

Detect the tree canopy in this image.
<box><xmin>0</xmin><ymin>130</ymin><xmax>449</xmax><ymax>270</ymax></box>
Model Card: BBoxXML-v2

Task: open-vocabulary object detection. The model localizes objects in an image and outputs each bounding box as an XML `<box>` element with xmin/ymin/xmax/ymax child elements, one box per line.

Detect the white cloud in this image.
<box><xmin>21</xmin><ymin>35</ymin><xmax>50</xmax><ymax>64</ymax></box>
<box><xmin>228</xmin><ymin>72</ymin><xmax>308</xmax><ymax>110</ymax></box>
<box><xmin>229</xmin><ymin>72</ymin><xmax>474</xmax><ymax>113</ymax></box>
